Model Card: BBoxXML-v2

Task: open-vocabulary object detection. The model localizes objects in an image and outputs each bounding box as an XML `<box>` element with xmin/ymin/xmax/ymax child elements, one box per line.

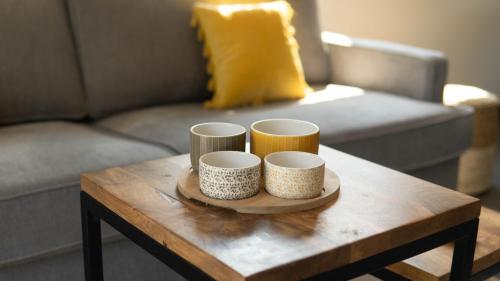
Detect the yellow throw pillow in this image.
<box><xmin>192</xmin><ymin>1</ymin><xmax>311</xmax><ymax>109</ymax></box>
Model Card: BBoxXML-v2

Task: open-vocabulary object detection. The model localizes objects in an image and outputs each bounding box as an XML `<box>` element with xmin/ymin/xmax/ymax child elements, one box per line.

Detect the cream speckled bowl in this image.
<box><xmin>199</xmin><ymin>151</ymin><xmax>261</xmax><ymax>200</ymax></box>
<box><xmin>264</xmin><ymin>151</ymin><xmax>325</xmax><ymax>199</ymax></box>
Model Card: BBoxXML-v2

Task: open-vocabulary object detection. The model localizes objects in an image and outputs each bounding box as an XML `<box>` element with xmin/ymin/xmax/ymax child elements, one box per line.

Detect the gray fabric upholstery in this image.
<box><xmin>324</xmin><ymin>32</ymin><xmax>448</xmax><ymax>102</ymax></box>
<box><xmin>99</xmin><ymin>85</ymin><xmax>473</xmax><ymax>173</ymax></box>
<box><xmin>67</xmin><ymin>0</ymin><xmax>209</xmax><ymax>119</ymax></box>
<box><xmin>67</xmin><ymin>0</ymin><xmax>329</xmax><ymax>119</ymax></box>
<box><xmin>0</xmin><ymin>0</ymin><xmax>86</xmax><ymax>125</ymax></box>
<box><xmin>288</xmin><ymin>0</ymin><xmax>330</xmax><ymax>84</ymax></box>
<box><xmin>408</xmin><ymin>157</ymin><xmax>459</xmax><ymax>188</ymax></box>
<box><xmin>0</xmin><ymin>122</ymin><xmax>171</xmax><ymax>266</ymax></box>
<box><xmin>0</xmin><ymin>239</ymin><xmax>184</xmax><ymax>281</ymax></box>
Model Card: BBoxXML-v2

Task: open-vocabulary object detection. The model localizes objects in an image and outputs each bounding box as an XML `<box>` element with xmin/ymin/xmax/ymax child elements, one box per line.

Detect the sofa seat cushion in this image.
<box><xmin>0</xmin><ymin>122</ymin><xmax>171</xmax><ymax>266</ymax></box>
<box><xmin>98</xmin><ymin>84</ymin><xmax>473</xmax><ymax>172</ymax></box>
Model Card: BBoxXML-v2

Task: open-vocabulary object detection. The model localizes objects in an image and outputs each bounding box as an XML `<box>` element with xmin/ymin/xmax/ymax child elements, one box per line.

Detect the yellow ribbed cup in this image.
<box><xmin>250</xmin><ymin>119</ymin><xmax>320</xmax><ymax>160</ymax></box>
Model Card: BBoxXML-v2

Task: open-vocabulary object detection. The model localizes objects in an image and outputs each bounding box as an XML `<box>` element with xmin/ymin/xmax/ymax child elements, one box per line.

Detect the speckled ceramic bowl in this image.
<box><xmin>264</xmin><ymin>151</ymin><xmax>325</xmax><ymax>199</ymax></box>
<box><xmin>199</xmin><ymin>151</ymin><xmax>261</xmax><ymax>200</ymax></box>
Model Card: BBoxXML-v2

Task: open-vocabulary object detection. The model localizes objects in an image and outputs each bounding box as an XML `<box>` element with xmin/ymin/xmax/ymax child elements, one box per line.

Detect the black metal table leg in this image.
<box><xmin>81</xmin><ymin>193</ymin><xmax>104</xmax><ymax>281</ymax></box>
<box><xmin>374</xmin><ymin>219</ymin><xmax>480</xmax><ymax>281</ymax></box>
<box><xmin>306</xmin><ymin>218</ymin><xmax>480</xmax><ymax>281</ymax></box>
<box><xmin>80</xmin><ymin>192</ymin><xmax>212</xmax><ymax>281</ymax></box>
<box><xmin>450</xmin><ymin>218</ymin><xmax>479</xmax><ymax>281</ymax></box>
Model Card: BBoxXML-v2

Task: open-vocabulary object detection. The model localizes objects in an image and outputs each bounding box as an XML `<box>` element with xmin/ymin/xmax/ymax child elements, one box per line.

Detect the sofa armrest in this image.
<box><xmin>322</xmin><ymin>32</ymin><xmax>448</xmax><ymax>102</ymax></box>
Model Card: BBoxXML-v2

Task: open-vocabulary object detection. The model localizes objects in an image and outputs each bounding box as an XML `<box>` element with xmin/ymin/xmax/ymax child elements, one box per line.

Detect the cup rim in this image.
<box><xmin>190</xmin><ymin>122</ymin><xmax>246</xmax><ymax>138</ymax></box>
<box><xmin>264</xmin><ymin>151</ymin><xmax>324</xmax><ymax>170</ymax></box>
<box><xmin>200</xmin><ymin>151</ymin><xmax>261</xmax><ymax>170</ymax></box>
<box><xmin>250</xmin><ymin>119</ymin><xmax>319</xmax><ymax>137</ymax></box>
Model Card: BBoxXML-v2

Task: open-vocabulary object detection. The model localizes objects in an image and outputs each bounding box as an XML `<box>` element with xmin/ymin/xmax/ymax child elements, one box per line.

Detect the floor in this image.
<box><xmin>480</xmin><ymin>142</ymin><xmax>500</xmax><ymax>212</ymax></box>
<box><xmin>476</xmin><ymin>138</ymin><xmax>500</xmax><ymax>280</ymax></box>
<box><xmin>354</xmin><ymin>139</ymin><xmax>500</xmax><ymax>280</ymax></box>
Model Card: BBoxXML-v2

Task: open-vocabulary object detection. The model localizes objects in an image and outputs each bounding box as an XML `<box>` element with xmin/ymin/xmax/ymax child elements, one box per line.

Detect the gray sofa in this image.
<box><xmin>0</xmin><ymin>0</ymin><xmax>473</xmax><ymax>280</ymax></box>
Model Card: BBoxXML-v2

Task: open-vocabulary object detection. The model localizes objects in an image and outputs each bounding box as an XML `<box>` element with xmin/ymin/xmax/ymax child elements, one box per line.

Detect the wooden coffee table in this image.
<box><xmin>80</xmin><ymin>145</ymin><xmax>480</xmax><ymax>281</ymax></box>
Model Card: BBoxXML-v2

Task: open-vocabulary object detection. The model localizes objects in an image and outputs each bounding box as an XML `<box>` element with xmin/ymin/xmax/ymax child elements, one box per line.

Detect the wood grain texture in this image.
<box><xmin>80</xmin><ymin>145</ymin><xmax>481</xmax><ymax>281</ymax></box>
<box><xmin>177</xmin><ymin>167</ymin><xmax>340</xmax><ymax>214</ymax></box>
<box><xmin>387</xmin><ymin>207</ymin><xmax>500</xmax><ymax>281</ymax></box>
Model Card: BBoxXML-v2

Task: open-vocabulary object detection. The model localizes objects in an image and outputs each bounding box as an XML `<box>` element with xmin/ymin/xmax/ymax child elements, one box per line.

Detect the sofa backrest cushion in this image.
<box><xmin>289</xmin><ymin>0</ymin><xmax>330</xmax><ymax>84</ymax></box>
<box><xmin>67</xmin><ymin>0</ymin><xmax>209</xmax><ymax>119</ymax></box>
<box><xmin>0</xmin><ymin>0</ymin><xmax>86</xmax><ymax>125</ymax></box>
<box><xmin>68</xmin><ymin>0</ymin><xmax>330</xmax><ymax>119</ymax></box>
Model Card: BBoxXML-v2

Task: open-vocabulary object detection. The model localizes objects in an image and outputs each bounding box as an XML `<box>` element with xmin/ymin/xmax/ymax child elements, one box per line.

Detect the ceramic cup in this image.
<box><xmin>199</xmin><ymin>151</ymin><xmax>261</xmax><ymax>200</ymax></box>
<box><xmin>190</xmin><ymin>122</ymin><xmax>246</xmax><ymax>172</ymax></box>
<box><xmin>264</xmin><ymin>151</ymin><xmax>325</xmax><ymax>199</ymax></box>
<box><xmin>250</xmin><ymin>119</ymin><xmax>319</xmax><ymax>160</ymax></box>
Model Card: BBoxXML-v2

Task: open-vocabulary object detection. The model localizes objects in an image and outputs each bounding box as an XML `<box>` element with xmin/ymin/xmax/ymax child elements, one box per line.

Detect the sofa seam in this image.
<box><xmin>0</xmin><ymin>112</ymin><xmax>86</xmax><ymax>127</ymax></box>
<box><xmin>0</xmin><ymin>234</ymin><xmax>124</xmax><ymax>269</ymax></box>
<box><xmin>63</xmin><ymin>0</ymin><xmax>89</xmax><ymax>107</ymax></box>
<box><xmin>91</xmin><ymin>124</ymin><xmax>182</xmax><ymax>154</ymax></box>
<box><xmin>62</xmin><ymin>0</ymin><xmax>89</xmax><ymax>120</ymax></box>
<box><xmin>0</xmin><ymin>181</ymin><xmax>82</xmax><ymax>202</ymax></box>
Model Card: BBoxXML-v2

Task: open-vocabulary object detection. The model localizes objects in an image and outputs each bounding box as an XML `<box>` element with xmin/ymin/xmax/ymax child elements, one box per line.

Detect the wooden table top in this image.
<box><xmin>81</xmin><ymin>145</ymin><xmax>481</xmax><ymax>281</ymax></box>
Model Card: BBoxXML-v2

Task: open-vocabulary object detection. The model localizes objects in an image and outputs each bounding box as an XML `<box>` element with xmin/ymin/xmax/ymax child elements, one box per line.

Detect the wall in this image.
<box><xmin>317</xmin><ymin>0</ymin><xmax>500</xmax><ymax>95</ymax></box>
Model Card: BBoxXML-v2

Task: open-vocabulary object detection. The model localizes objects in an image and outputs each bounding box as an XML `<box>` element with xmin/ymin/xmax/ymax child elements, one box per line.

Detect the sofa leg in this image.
<box><xmin>81</xmin><ymin>192</ymin><xmax>104</xmax><ymax>281</ymax></box>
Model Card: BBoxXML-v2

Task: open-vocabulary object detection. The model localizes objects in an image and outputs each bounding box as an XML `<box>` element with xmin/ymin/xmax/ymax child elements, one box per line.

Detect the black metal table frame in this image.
<box><xmin>373</xmin><ymin>261</ymin><xmax>500</xmax><ymax>281</ymax></box>
<box><xmin>81</xmin><ymin>191</ymin><xmax>479</xmax><ymax>281</ymax></box>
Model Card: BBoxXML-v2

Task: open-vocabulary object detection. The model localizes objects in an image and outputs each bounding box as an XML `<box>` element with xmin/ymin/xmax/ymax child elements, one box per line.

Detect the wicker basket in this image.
<box><xmin>444</xmin><ymin>85</ymin><xmax>499</xmax><ymax>195</ymax></box>
<box><xmin>458</xmin><ymin>146</ymin><xmax>496</xmax><ymax>194</ymax></box>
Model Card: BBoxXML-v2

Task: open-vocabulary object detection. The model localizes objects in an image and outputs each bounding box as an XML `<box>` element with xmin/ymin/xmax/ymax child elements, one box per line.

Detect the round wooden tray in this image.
<box><xmin>177</xmin><ymin>167</ymin><xmax>340</xmax><ymax>214</ymax></box>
